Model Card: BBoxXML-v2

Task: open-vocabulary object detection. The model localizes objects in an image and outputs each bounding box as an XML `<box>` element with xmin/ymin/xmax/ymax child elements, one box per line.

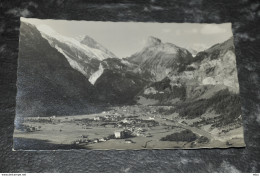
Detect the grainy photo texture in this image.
<box><xmin>13</xmin><ymin>18</ymin><xmax>245</xmax><ymax>150</ymax></box>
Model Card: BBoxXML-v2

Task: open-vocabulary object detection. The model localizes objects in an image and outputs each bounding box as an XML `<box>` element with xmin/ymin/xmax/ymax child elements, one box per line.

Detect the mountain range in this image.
<box><xmin>17</xmin><ymin>21</ymin><xmax>241</xmax><ymax>128</ymax></box>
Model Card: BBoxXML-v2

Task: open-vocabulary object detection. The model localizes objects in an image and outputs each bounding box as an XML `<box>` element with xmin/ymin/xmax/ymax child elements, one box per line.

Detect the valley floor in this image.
<box><xmin>13</xmin><ymin>105</ymin><xmax>245</xmax><ymax>150</ymax></box>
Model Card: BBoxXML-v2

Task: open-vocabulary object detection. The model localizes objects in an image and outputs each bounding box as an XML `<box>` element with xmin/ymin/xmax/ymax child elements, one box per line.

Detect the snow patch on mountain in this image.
<box><xmin>187</xmin><ymin>47</ymin><xmax>198</xmax><ymax>57</ymax></box>
<box><xmin>144</xmin><ymin>87</ymin><xmax>158</xmax><ymax>95</ymax></box>
<box><xmin>88</xmin><ymin>64</ymin><xmax>104</xmax><ymax>85</ymax></box>
<box><xmin>202</xmin><ymin>77</ymin><xmax>217</xmax><ymax>85</ymax></box>
<box><xmin>186</xmin><ymin>44</ymin><xmax>208</xmax><ymax>57</ymax></box>
<box><xmin>120</xmin><ymin>59</ymin><xmax>132</xmax><ymax>66</ymax></box>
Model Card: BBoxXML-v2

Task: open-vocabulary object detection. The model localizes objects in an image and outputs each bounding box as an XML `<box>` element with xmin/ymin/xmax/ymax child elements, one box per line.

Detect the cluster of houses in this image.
<box><xmin>78</xmin><ymin>114</ymin><xmax>159</xmax><ymax>144</ymax></box>
<box><xmin>70</xmin><ymin>110</ymin><xmax>162</xmax><ymax>146</ymax></box>
<box><xmin>24</xmin><ymin>115</ymin><xmax>60</xmax><ymax>124</ymax></box>
<box><xmin>72</xmin><ymin>137</ymin><xmax>108</xmax><ymax>145</ymax></box>
<box><xmin>93</xmin><ymin>113</ymin><xmax>123</xmax><ymax>121</ymax></box>
<box><xmin>92</xmin><ymin>114</ymin><xmax>159</xmax><ymax>130</ymax></box>
<box><xmin>72</xmin><ymin>129</ymin><xmax>134</xmax><ymax>145</ymax></box>
<box><xmin>23</xmin><ymin>124</ymin><xmax>41</xmax><ymax>132</ymax></box>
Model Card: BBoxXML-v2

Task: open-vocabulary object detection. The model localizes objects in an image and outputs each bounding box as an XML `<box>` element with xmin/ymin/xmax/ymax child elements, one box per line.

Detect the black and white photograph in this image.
<box><xmin>13</xmin><ymin>18</ymin><xmax>245</xmax><ymax>150</ymax></box>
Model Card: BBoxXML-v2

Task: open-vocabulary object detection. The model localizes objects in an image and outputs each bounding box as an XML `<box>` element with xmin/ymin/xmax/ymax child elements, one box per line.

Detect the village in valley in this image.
<box><xmin>14</xmin><ymin>104</ymin><xmax>244</xmax><ymax>149</ymax></box>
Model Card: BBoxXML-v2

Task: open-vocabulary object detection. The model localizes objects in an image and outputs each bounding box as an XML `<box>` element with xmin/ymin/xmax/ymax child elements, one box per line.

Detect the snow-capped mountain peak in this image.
<box><xmin>36</xmin><ymin>24</ymin><xmax>117</xmax><ymax>78</ymax></box>
<box><xmin>78</xmin><ymin>35</ymin><xmax>98</xmax><ymax>47</ymax></box>
<box><xmin>75</xmin><ymin>34</ymin><xmax>117</xmax><ymax>58</ymax></box>
<box><xmin>37</xmin><ymin>25</ymin><xmax>116</xmax><ymax>61</ymax></box>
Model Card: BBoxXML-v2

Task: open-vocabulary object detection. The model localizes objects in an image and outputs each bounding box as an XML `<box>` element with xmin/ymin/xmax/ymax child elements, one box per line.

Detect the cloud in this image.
<box><xmin>200</xmin><ymin>24</ymin><xmax>227</xmax><ymax>34</ymax></box>
<box><xmin>161</xmin><ymin>28</ymin><xmax>181</xmax><ymax>35</ymax></box>
<box><xmin>175</xmin><ymin>29</ymin><xmax>181</xmax><ymax>36</ymax></box>
<box><xmin>191</xmin><ymin>28</ymin><xmax>198</xmax><ymax>33</ymax></box>
<box><xmin>184</xmin><ymin>28</ymin><xmax>198</xmax><ymax>34</ymax></box>
<box><xmin>191</xmin><ymin>43</ymin><xmax>208</xmax><ymax>51</ymax></box>
<box><xmin>161</xmin><ymin>28</ymin><xmax>172</xmax><ymax>33</ymax></box>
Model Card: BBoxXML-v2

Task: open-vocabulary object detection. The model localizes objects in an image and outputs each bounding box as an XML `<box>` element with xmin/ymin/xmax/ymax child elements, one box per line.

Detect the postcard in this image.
<box><xmin>13</xmin><ymin>18</ymin><xmax>245</xmax><ymax>150</ymax></box>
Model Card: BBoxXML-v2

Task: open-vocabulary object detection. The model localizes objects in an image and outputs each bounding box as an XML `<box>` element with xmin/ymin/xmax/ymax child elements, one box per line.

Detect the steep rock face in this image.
<box><xmin>37</xmin><ymin>25</ymin><xmax>116</xmax><ymax>78</ymax></box>
<box><xmin>169</xmin><ymin>37</ymin><xmax>239</xmax><ymax>93</ymax></box>
<box><xmin>194</xmin><ymin>37</ymin><xmax>239</xmax><ymax>92</ymax></box>
<box><xmin>126</xmin><ymin>36</ymin><xmax>193</xmax><ymax>81</ymax></box>
<box><xmin>17</xmin><ymin>22</ymin><xmax>96</xmax><ymax>117</ymax></box>
<box><xmin>137</xmin><ymin>37</ymin><xmax>240</xmax><ymax>106</ymax></box>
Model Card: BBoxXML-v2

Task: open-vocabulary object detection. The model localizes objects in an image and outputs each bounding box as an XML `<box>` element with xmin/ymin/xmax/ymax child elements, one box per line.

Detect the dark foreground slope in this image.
<box><xmin>16</xmin><ymin>22</ymin><xmax>97</xmax><ymax>117</ymax></box>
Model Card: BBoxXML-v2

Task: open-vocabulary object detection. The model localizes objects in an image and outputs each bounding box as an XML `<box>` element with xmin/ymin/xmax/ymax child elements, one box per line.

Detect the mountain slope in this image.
<box><xmin>93</xmin><ymin>58</ymin><xmax>150</xmax><ymax>105</ymax></box>
<box><xmin>136</xmin><ymin>77</ymin><xmax>186</xmax><ymax>105</ymax></box>
<box><xmin>17</xmin><ymin>22</ymin><xmax>96</xmax><ymax>117</ymax></box>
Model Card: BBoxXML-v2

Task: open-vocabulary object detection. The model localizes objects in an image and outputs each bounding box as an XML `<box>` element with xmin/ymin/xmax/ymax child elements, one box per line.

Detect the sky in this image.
<box><xmin>21</xmin><ymin>17</ymin><xmax>233</xmax><ymax>58</ymax></box>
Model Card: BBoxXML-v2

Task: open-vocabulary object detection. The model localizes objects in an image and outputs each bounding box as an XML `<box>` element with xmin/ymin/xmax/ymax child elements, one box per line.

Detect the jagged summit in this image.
<box><xmin>76</xmin><ymin>35</ymin><xmax>117</xmax><ymax>58</ymax></box>
<box><xmin>74</xmin><ymin>34</ymin><xmax>101</xmax><ymax>48</ymax></box>
<box><xmin>126</xmin><ymin>36</ymin><xmax>193</xmax><ymax>81</ymax></box>
<box><xmin>80</xmin><ymin>35</ymin><xmax>99</xmax><ymax>48</ymax></box>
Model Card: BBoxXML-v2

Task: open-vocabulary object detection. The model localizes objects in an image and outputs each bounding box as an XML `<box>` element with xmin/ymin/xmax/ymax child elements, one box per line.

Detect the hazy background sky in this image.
<box><xmin>22</xmin><ymin>18</ymin><xmax>233</xmax><ymax>58</ymax></box>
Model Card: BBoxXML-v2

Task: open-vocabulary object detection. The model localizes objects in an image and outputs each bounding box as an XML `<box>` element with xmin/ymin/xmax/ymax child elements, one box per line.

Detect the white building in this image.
<box><xmin>114</xmin><ymin>130</ymin><xmax>125</xmax><ymax>139</ymax></box>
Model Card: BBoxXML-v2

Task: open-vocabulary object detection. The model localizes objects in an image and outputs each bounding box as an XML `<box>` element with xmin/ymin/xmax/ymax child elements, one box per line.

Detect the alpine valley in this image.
<box><xmin>14</xmin><ymin>21</ymin><xmax>245</xmax><ymax>150</ymax></box>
